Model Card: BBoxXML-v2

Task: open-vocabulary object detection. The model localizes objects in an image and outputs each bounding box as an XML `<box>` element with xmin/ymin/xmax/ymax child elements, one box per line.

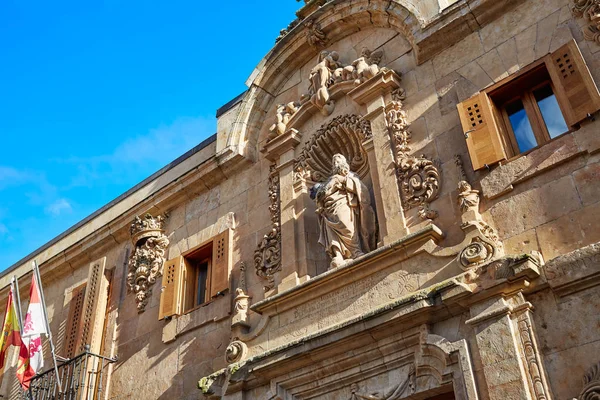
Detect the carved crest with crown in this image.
<box><xmin>127</xmin><ymin>213</ymin><xmax>169</xmax><ymax>313</ymax></box>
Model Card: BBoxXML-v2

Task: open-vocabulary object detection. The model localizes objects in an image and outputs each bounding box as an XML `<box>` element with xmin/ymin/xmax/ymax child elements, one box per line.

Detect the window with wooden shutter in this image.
<box><xmin>77</xmin><ymin>257</ymin><xmax>110</xmax><ymax>354</ymax></box>
<box><xmin>547</xmin><ymin>39</ymin><xmax>600</xmax><ymax>126</ymax></box>
<box><xmin>457</xmin><ymin>92</ymin><xmax>507</xmax><ymax>170</ymax></box>
<box><xmin>64</xmin><ymin>284</ymin><xmax>86</xmax><ymax>358</ymax></box>
<box><xmin>158</xmin><ymin>256</ymin><xmax>184</xmax><ymax>320</ymax></box>
<box><xmin>209</xmin><ymin>229</ymin><xmax>232</xmax><ymax>298</ymax></box>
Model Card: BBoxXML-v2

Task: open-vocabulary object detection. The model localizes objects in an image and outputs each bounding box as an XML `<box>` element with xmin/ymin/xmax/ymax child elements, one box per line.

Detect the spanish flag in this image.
<box><xmin>0</xmin><ymin>284</ymin><xmax>23</xmax><ymax>369</ymax></box>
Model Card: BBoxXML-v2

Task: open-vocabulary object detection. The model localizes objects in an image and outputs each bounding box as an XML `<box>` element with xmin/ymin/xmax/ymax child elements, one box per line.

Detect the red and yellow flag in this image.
<box><xmin>0</xmin><ymin>285</ymin><xmax>23</xmax><ymax>369</ymax></box>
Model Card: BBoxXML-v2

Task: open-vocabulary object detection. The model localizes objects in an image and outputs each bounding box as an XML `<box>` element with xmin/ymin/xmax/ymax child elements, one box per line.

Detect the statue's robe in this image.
<box><xmin>316</xmin><ymin>172</ymin><xmax>376</xmax><ymax>260</ymax></box>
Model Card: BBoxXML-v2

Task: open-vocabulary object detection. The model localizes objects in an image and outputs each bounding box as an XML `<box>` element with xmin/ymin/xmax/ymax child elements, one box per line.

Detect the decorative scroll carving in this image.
<box><xmin>311</xmin><ymin>154</ymin><xmax>377</xmax><ymax>269</ymax></box>
<box><xmin>225</xmin><ymin>340</ymin><xmax>248</xmax><ymax>364</ymax></box>
<box><xmin>574</xmin><ymin>362</ymin><xmax>600</xmax><ymax>399</ymax></box>
<box><xmin>268</xmin><ymin>101</ymin><xmax>301</xmax><ymax>140</ymax></box>
<box><xmin>454</xmin><ymin>155</ymin><xmax>504</xmax><ymax>269</ymax></box>
<box><xmin>294</xmin><ymin>114</ymin><xmax>372</xmax><ymax>183</ymax></box>
<box><xmin>349</xmin><ymin>366</ymin><xmax>415</xmax><ymax>399</ymax></box>
<box><xmin>386</xmin><ymin>101</ymin><xmax>440</xmax><ymax>219</ymax></box>
<box><xmin>232</xmin><ymin>262</ymin><xmax>251</xmax><ymax>328</ymax></box>
<box><xmin>306</xmin><ymin>19</ymin><xmax>327</xmax><ymax>48</ymax></box>
<box><xmin>517</xmin><ymin>313</ymin><xmax>550</xmax><ymax>400</ymax></box>
<box><xmin>127</xmin><ymin>214</ymin><xmax>169</xmax><ymax>313</ymax></box>
<box><xmin>254</xmin><ymin>165</ymin><xmax>281</xmax><ymax>291</ymax></box>
<box><xmin>573</xmin><ymin>0</ymin><xmax>600</xmax><ymax>43</ymax></box>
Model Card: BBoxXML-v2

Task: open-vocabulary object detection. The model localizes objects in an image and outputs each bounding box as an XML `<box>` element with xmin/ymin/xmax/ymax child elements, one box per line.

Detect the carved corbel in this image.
<box><xmin>254</xmin><ymin>165</ymin><xmax>281</xmax><ymax>291</ymax></box>
<box><xmin>127</xmin><ymin>213</ymin><xmax>169</xmax><ymax>313</ymax></box>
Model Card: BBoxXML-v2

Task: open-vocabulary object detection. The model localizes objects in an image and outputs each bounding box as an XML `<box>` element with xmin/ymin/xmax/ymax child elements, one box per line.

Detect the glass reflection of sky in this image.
<box><xmin>534</xmin><ymin>86</ymin><xmax>568</xmax><ymax>139</ymax></box>
<box><xmin>506</xmin><ymin>99</ymin><xmax>537</xmax><ymax>153</ymax></box>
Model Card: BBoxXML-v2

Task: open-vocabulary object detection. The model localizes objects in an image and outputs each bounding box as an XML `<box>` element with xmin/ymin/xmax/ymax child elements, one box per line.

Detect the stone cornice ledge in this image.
<box><xmin>251</xmin><ymin>224</ymin><xmax>444</xmax><ymax>315</ymax></box>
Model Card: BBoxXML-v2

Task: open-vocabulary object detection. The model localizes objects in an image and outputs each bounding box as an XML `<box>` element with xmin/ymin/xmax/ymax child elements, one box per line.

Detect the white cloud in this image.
<box><xmin>45</xmin><ymin>199</ymin><xmax>72</xmax><ymax>216</ymax></box>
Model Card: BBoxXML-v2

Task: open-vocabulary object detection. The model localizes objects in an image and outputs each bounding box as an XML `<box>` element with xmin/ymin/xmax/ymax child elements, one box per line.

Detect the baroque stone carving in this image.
<box><xmin>517</xmin><ymin>313</ymin><xmax>551</xmax><ymax>400</ymax></box>
<box><xmin>306</xmin><ymin>50</ymin><xmax>342</xmax><ymax>115</ymax></box>
<box><xmin>310</xmin><ymin>154</ymin><xmax>377</xmax><ymax>269</ymax></box>
<box><xmin>454</xmin><ymin>155</ymin><xmax>504</xmax><ymax>269</ymax></box>
<box><xmin>294</xmin><ymin>114</ymin><xmax>372</xmax><ymax>183</ymax></box>
<box><xmin>254</xmin><ymin>165</ymin><xmax>281</xmax><ymax>291</ymax></box>
<box><xmin>574</xmin><ymin>362</ymin><xmax>600</xmax><ymax>399</ymax></box>
<box><xmin>336</xmin><ymin>47</ymin><xmax>384</xmax><ymax>85</ymax></box>
<box><xmin>232</xmin><ymin>262</ymin><xmax>250</xmax><ymax>328</ymax></box>
<box><xmin>225</xmin><ymin>340</ymin><xmax>248</xmax><ymax>364</ymax></box>
<box><xmin>127</xmin><ymin>213</ymin><xmax>169</xmax><ymax>313</ymax></box>
<box><xmin>386</xmin><ymin>101</ymin><xmax>441</xmax><ymax>219</ymax></box>
<box><xmin>275</xmin><ymin>19</ymin><xmax>300</xmax><ymax>43</ymax></box>
<box><xmin>306</xmin><ymin>19</ymin><xmax>327</xmax><ymax>48</ymax></box>
<box><xmin>573</xmin><ymin>0</ymin><xmax>600</xmax><ymax>43</ymax></box>
<box><xmin>349</xmin><ymin>366</ymin><xmax>415</xmax><ymax>399</ymax></box>
<box><xmin>268</xmin><ymin>101</ymin><xmax>301</xmax><ymax>140</ymax></box>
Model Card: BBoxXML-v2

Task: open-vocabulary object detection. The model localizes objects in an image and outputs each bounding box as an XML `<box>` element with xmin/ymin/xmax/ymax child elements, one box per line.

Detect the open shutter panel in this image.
<box><xmin>457</xmin><ymin>92</ymin><xmax>507</xmax><ymax>170</ymax></box>
<box><xmin>77</xmin><ymin>257</ymin><xmax>110</xmax><ymax>354</ymax></box>
<box><xmin>64</xmin><ymin>284</ymin><xmax>86</xmax><ymax>358</ymax></box>
<box><xmin>548</xmin><ymin>39</ymin><xmax>600</xmax><ymax>126</ymax></box>
<box><xmin>159</xmin><ymin>256</ymin><xmax>184</xmax><ymax>320</ymax></box>
<box><xmin>210</xmin><ymin>229</ymin><xmax>232</xmax><ymax>298</ymax></box>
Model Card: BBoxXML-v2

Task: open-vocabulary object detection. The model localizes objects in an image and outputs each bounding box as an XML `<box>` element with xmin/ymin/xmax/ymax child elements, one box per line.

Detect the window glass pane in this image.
<box><xmin>196</xmin><ymin>262</ymin><xmax>208</xmax><ymax>306</ymax></box>
<box><xmin>534</xmin><ymin>85</ymin><xmax>568</xmax><ymax>139</ymax></box>
<box><xmin>506</xmin><ymin>99</ymin><xmax>537</xmax><ymax>153</ymax></box>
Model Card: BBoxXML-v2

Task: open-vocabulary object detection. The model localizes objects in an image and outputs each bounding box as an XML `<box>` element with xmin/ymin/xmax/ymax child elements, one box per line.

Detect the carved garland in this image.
<box><xmin>294</xmin><ymin>114</ymin><xmax>372</xmax><ymax>183</ymax></box>
<box><xmin>573</xmin><ymin>0</ymin><xmax>600</xmax><ymax>43</ymax></box>
<box><xmin>127</xmin><ymin>213</ymin><xmax>169</xmax><ymax>313</ymax></box>
<box><xmin>386</xmin><ymin>101</ymin><xmax>441</xmax><ymax>220</ymax></box>
<box><xmin>254</xmin><ymin>165</ymin><xmax>281</xmax><ymax>291</ymax></box>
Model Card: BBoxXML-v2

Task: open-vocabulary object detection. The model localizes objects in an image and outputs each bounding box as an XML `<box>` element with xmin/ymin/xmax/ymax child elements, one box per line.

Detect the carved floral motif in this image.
<box><xmin>294</xmin><ymin>114</ymin><xmax>372</xmax><ymax>183</ymax></box>
<box><xmin>127</xmin><ymin>214</ymin><xmax>169</xmax><ymax>313</ymax></box>
<box><xmin>573</xmin><ymin>0</ymin><xmax>600</xmax><ymax>43</ymax></box>
<box><xmin>386</xmin><ymin>101</ymin><xmax>441</xmax><ymax>219</ymax></box>
<box><xmin>574</xmin><ymin>362</ymin><xmax>600</xmax><ymax>399</ymax></box>
<box><xmin>254</xmin><ymin>165</ymin><xmax>281</xmax><ymax>291</ymax></box>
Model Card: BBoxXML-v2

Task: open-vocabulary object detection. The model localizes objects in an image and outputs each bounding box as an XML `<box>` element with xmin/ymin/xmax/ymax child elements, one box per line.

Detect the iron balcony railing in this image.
<box><xmin>25</xmin><ymin>346</ymin><xmax>117</xmax><ymax>400</ymax></box>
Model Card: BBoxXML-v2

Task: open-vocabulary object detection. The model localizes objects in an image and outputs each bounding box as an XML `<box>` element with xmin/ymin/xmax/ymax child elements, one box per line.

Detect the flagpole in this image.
<box><xmin>31</xmin><ymin>261</ymin><xmax>62</xmax><ymax>393</ymax></box>
<box><xmin>11</xmin><ymin>277</ymin><xmax>24</xmax><ymax>335</ymax></box>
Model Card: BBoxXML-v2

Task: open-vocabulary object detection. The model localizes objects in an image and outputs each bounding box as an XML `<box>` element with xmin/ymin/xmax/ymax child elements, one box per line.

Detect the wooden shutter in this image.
<box><xmin>159</xmin><ymin>256</ymin><xmax>184</xmax><ymax>320</ymax></box>
<box><xmin>209</xmin><ymin>229</ymin><xmax>232</xmax><ymax>298</ymax></box>
<box><xmin>457</xmin><ymin>92</ymin><xmax>507</xmax><ymax>170</ymax></box>
<box><xmin>77</xmin><ymin>257</ymin><xmax>110</xmax><ymax>354</ymax></box>
<box><xmin>547</xmin><ymin>39</ymin><xmax>600</xmax><ymax>126</ymax></box>
<box><xmin>64</xmin><ymin>284</ymin><xmax>86</xmax><ymax>358</ymax></box>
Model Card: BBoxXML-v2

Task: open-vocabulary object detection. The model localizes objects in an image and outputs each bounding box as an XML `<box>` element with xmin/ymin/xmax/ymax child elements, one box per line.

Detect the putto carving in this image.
<box><xmin>454</xmin><ymin>155</ymin><xmax>504</xmax><ymax>269</ymax></box>
<box><xmin>127</xmin><ymin>214</ymin><xmax>169</xmax><ymax>313</ymax></box>
<box><xmin>349</xmin><ymin>366</ymin><xmax>415</xmax><ymax>399</ymax></box>
<box><xmin>386</xmin><ymin>101</ymin><xmax>441</xmax><ymax>220</ymax></box>
<box><xmin>573</xmin><ymin>0</ymin><xmax>600</xmax><ymax>43</ymax></box>
<box><xmin>306</xmin><ymin>50</ymin><xmax>342</xmax><ymax>115</ymax></box>
<box><xmin>268</xmin><ymin>101</ymin><xmax>301</xmax><ymax>140</ymax></box>
<box><xmin>574</xmin><ymin>362</ymin><xmax>600</xmax><ymax>399</ymax></box>
<box><xmin>337</xmin><ymin>47</ymin><xmax>384</xmax><ymax>85</ymax></box>
<box><xmin>294</xmin><ymin>114</ymin><xmax>372</xmax><ymax>184</ymax></box>
<box><xmin>254</xmin><ymin>165</ymin><xmax>281</xmax><ymax>291</ymax></box>
<box><xmin>310</xmin><ymin>154</ymin><xmax>377</xmax><ymax>269</ymax></box>
<box><xmin>232</xmin><ymin>262</ymin><xmax>250</xmax><ymax>328</ymax></box>
<box><xmin>306</xmin><ymin>19</ymin><xmax>327</xmax><ymax>48</ymax></box>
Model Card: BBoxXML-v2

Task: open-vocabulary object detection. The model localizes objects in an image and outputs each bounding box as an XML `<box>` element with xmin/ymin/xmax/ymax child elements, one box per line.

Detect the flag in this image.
<box><xmin>17</xmin><ymin>274</ymin><xmax>47</xmax><ymax>389</ymax></box>
<box><xmin>0</xmin><ymin>284</ymin><xmax>22</xmax><ymax>369</ymax></box>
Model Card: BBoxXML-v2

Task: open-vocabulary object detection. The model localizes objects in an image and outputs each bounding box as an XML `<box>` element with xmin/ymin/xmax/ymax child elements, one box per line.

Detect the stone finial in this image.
<box><xmin>127</xmin><ymin>213</ymin><xmax>169</xmax><ymax>313</ymax></box>
<box><xmin>232</xmin><ymin>262</ymin><xmax>251</xmax><ymax>328</ymax></box>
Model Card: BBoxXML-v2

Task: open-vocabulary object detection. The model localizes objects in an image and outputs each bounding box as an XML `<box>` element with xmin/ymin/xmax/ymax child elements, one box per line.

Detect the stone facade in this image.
<box><xmin>2</xmin><ymin>0</ymin><xmax>600</xmax><ymax>399</ymax></box>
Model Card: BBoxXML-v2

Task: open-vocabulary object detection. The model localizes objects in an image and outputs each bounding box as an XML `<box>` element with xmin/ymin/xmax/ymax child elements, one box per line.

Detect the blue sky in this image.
<box><xmin>0</xmin><ymin>1</ymin><xmax>302</xmax><ymax>270</ymax></box>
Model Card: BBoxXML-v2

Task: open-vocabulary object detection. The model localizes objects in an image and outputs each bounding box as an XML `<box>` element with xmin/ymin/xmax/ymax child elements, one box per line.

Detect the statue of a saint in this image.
<box><xmin>311</xmin><ymin>154</ymin><xmax>376</xmax><ymax>269</ymax></box>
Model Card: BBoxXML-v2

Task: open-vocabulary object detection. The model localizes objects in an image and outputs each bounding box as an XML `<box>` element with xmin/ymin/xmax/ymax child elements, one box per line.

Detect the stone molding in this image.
<box><xmin>545</xmin><ymin>241</ymin><xmax>600</xmax><ymax>297</ymax></box>
<box><xmin>254</xmin><ymin>165</ymin><xmax>282</xmax><ymax>292</ymax></box>
<box><xmin>126</xmin><ymin>213</ymin><xmax>169</xmax><ymax>313</ymax></box>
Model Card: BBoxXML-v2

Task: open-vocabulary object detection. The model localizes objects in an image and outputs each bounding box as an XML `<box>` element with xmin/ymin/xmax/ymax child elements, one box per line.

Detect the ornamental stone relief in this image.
<box><xmin>310</xmin><ymin>154</ymin><xmax>377</xmax><ymax>269</ymax></box>
<box><xmin>127</xmin><ymin>213</ymin><xmax>169</xmax><ymax>313</ymax></box>
<box><xmin>386</xmin><ymin>101</ymin><xmax>441</xmax><ymax>220</ymax></box>
<box><xmin>573</xmin><ymin>0</ymin><xmax>600</xmax><ymax>43</ymax></box>
<box><xmin>254</xmin><ymin>165</ymin><xmax>282</xmax><ymax>291</ymax></box>
<box><xmin>348</xmin><ymin>366</ymin><xmax>415</xmax><ymax>400</ymax></box>
<box><xmin>574</xmin><ymin>362</ymin><xmax>600</xmax><ymax>399</ymax></box>
<box><xmin>294</xmin><ymin>114</ymin><xmax>372</xmax><ymax>183</ymax></box>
